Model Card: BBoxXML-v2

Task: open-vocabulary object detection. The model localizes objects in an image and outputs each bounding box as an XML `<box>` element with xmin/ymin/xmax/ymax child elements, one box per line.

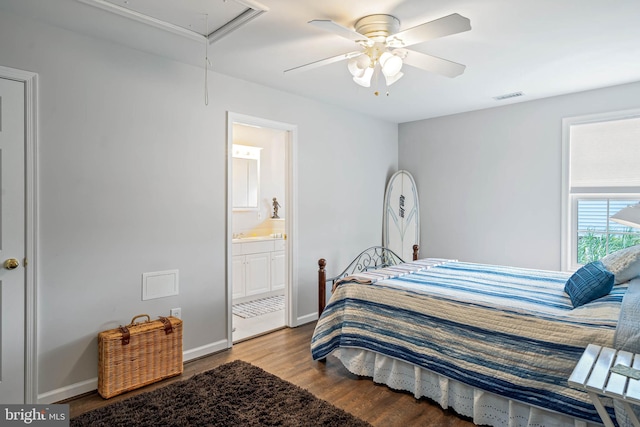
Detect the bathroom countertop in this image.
<box><xmin>232</xmin><ymin>236</ymin><xmax>283</xmax><ymax>243</ymax></box>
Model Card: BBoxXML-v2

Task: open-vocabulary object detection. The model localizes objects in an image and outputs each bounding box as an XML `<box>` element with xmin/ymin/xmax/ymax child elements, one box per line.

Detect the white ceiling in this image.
<box><xmin>2</xmin><ymin>0</ymin><xmax>640</xmax><ymax>123</ymax></box>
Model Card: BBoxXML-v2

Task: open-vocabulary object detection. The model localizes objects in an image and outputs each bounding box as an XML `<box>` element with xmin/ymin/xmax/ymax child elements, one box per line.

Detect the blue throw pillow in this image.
<box><xmin>565</xmin><ymin>261</ymin><xmax>615</xmax><ymax>308</ymax></box>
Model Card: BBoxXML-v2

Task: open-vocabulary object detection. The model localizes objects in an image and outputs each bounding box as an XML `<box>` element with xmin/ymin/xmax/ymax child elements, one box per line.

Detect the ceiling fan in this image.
<box><xmin>285</xmin><ymin>12</ymin><xmax>471</xmax><ymax>89</ymax></box>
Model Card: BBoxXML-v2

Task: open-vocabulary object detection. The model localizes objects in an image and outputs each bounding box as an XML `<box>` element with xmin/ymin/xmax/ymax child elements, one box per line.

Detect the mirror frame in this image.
<box><xmin>232</xmin><ymin>144</ymin><xmax>262</xmax><ymax>210</ymax></box>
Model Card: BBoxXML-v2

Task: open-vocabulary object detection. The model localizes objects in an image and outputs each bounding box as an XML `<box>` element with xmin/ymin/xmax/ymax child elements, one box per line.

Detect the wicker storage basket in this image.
<box><xmin>98</xmin><ymin>314</ymin><xmax>183</xmax><ymax>398</ymax></box>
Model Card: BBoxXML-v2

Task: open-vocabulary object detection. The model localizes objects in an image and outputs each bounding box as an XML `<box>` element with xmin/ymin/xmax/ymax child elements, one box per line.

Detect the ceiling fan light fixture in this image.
<box><xmin>347</xmin><ymin>54</ymin><xmax>372</xmax><ymax>77</ymax></box>
<box><xmin>356</xmin><ymin>54</ymin><xmax>371</xmax><ymax>69</ymax></box>
<box><xmin>353</xmin><ymin>66</ymin><xmax>374</xmax><ymax>87</ymax></box>
<box><xmin>379</xmin><ymin>51</ymin><xmax>392</xmax><ymax>65</ymax></box>
<box><xmin>384</xmin><ymin>70</ymin><xmax>404</xmax><ymax>86</ymax></box>
<box><xmin>380</xmin><ymin>52</ymin><xmax>403</xmax><ymax>77</ymax></box>
<box><xmin>347</xmin><ymin>57</ymin><xmax>364</xmax><ymax>77</ymax></box>
<box><xmin>295</xmin><ymin>12</ymin><xmax>470</xmax><ymax>90</ymax></box>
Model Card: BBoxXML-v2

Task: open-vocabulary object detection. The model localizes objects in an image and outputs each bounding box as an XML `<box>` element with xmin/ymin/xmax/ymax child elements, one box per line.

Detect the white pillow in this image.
<box><xmin>601</xmin><ymin>245</ymin><xmax>640</xmax><ymax>284</ymax></box>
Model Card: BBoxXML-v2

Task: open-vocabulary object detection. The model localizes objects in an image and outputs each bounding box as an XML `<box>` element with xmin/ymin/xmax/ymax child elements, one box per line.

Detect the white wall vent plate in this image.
<box><xmin>142</xmin><ymin>269</ymin><xmax>179</xmax><ymax>300</ymax></box>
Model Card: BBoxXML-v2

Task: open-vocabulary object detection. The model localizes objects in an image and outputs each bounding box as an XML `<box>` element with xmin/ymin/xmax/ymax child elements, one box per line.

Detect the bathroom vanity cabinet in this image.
<box><xmin>232</xmin><ymin>238</ymin><xmax>285</xmax><ymax>300</ymax></box>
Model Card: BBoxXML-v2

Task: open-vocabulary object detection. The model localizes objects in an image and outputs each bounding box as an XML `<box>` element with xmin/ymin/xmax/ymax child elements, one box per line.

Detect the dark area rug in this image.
<box><xmin>71</xmin><ymin>360</ymin><xmax>372</xmax><ymax>427</ymax></box>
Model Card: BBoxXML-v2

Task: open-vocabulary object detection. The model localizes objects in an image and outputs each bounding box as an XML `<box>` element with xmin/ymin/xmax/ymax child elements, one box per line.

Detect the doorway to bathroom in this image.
<box><xmin>226</xmin><ymin>113</ymin><xmax>297</xmax><ymax>344</ymax></box>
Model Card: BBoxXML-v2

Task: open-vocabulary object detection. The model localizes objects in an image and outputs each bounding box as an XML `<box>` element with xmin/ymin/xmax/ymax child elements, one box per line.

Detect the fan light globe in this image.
<box><xmin>356</xmin><ymin>54</ymin><xmax>371</xmax><ymax>69</ymax></box>
<box><xmin>381</xmin><ymin>52</ymin><xmax>403</xmax><ymax>77</ymax></box>
<box><xmin>347</xmin><ymin>57</ymin><xmax>365</xmax><ymax>77</ymax></box>
<box><xmin>379</xmin><ymin>51</ymin><xmax>392</xmax><ymax>66</ymax></box>
<box><xmin>383</xmin><ymin>71</ymin><xmax>404</xmax><ymax>86</ymax></box>
<box><xmin>353</xmin><ymin>66</ymin><xmax>374</xmax><ymax>87</ymax></box>
<box><xmin>348</xmin><ymin>54</ymin><xmax>372</xmax><ymax>78</ymax></box>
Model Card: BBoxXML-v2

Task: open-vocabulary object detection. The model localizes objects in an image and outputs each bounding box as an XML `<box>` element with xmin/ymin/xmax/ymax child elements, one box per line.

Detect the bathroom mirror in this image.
<box><xmin>232</xmin><ymin>144</ymin><xmax>262</xmax><ymax>210</ymax></box>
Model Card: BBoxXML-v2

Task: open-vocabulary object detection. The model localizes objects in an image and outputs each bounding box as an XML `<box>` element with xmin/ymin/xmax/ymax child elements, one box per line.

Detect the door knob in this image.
<box><xmin>4</xmin><ymin>258</ymin><xmax>19</xmax><ymax>270</ymax></box>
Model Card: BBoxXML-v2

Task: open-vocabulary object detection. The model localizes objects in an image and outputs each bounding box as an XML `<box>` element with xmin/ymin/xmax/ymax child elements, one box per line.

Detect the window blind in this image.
<box><xmin>570</xmin><ymin>116</ymin><xmax>640</xmax><ymax>192</ymax></box>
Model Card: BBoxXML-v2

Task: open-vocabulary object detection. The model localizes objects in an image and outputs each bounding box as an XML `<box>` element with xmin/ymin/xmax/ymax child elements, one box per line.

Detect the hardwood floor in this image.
<box><xmin>66</xmin><ymin>322</ymin><xmax>475</xmax><ymax>426</ymax></box>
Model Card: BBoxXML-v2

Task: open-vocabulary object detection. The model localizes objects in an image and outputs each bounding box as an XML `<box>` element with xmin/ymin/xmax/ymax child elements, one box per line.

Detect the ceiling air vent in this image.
<box><xmin>493</xmin><ymin>91</ymin><xmax>523</xmax><ymax>101</ymax></box>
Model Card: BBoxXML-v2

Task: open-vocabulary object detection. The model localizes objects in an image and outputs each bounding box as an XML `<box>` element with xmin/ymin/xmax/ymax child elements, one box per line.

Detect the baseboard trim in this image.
<box><xmin>296</xmin><ymin>312</ymin><xmax>318</xmax><ymax>326</ymax></box>
<box><xmin>183</xmin><ymin>339</ymin><xmax>229</xmax><ymax>362</ymax></box>
<box><xmin>38</xmin><ymin>378</ymin><xmax>97</xmax><ymax>404</ymax></box>
<box><xmin>39</xmin><ymin>339</ymin><xmax>229</xmax><ymax>404</ymax></box>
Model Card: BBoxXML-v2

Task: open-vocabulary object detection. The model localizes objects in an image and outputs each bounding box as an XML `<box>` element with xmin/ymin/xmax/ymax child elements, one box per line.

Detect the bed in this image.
<box><xmin>311</xmin><ymin>248</ymin><xmax>640</xmax><ymax>427</ymax></box>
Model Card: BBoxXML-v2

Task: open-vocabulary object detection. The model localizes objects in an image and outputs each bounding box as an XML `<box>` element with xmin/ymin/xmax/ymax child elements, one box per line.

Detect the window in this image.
<box><xmin>562</xmin><ymin>110</ymin><xmax>640</xmax><ymax>271</ymax></box>
<box><xmin>576</xmin><ymin>198</ymin><xmax>640</xmax><ymax>264</ymax></box>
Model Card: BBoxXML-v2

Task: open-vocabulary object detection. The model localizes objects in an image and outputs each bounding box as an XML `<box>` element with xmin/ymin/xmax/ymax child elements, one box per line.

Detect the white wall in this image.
<box><xmin>0</xmin><ymin>9</ymin><xmax>398</xmax><ymax>401</ymax></box>
<box><xmin>399</xmin><ymin>81</ymin><xmax>640</xmax><ymax>271</ymax></box>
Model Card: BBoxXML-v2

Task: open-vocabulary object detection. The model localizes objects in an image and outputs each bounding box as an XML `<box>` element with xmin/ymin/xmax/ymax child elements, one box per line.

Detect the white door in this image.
<box><xmin>0</xmin><ymin>77</ymin><xmax>26</xmax><ymax>403</ymax></box>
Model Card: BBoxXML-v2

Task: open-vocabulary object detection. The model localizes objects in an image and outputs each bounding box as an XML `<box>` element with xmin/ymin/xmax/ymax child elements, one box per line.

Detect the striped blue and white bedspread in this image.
<box><xmin>311</xmin><ymin>260</ymin><xmax>628</xmax><ymax>423</ymax></box>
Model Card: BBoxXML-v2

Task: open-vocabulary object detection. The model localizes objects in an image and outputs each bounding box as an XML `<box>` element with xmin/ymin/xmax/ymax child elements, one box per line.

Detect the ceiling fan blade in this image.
<box><xmin>284</xmin><ymin>51</ymin><xmax>362</xmax><ymax>74</ymax></box>
<box><xmin>402</xmin><ymin>50</ymin><xmax>466</xmax><ymax>78</ymax></box>
<box><xmin>387</xmin><ymin>13</ymin><xmax>471</xmax><ymax>48</ymax></box>
<box><xmin>308</xmin><ymin>19</ymin><xmax>370</xmax><ymax>44</ymax></box>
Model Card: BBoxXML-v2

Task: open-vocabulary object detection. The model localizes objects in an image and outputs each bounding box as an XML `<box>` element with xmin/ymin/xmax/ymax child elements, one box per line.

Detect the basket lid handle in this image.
<box><xmin>129</xmin><ymin>314</ymin><xmax>151</xmax><ymax>325</ymax></box>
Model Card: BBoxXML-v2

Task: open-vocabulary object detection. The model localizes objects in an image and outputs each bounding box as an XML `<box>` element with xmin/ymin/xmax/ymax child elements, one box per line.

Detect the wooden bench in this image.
<box><xmin>569</xmin><ymin>344</ymin><xmax>640</xmax><ymax>427</ymax></box>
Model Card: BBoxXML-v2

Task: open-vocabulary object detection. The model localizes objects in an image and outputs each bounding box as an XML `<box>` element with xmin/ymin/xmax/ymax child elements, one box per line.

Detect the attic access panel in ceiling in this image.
<box><xmin>79</xmin><ymin>0</ymin><xmax>267</xmax><ymax>42</ymax></box>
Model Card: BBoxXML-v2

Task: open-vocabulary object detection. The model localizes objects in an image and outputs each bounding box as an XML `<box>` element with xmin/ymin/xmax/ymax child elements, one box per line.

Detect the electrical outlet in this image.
<box><xmin>170</xmin><ymin>308</ymin><xmax>181</xmax><ymax>319</ymax></box>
